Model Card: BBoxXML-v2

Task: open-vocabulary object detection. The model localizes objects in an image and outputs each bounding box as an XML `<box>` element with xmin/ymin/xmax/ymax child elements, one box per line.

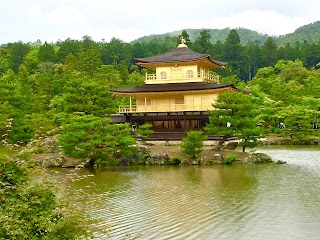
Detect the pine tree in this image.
<box><xmin>180</xmin><ymin>130</ymin><xmax>207</xmax><ymax>159</ymax></box>
<box><xmin>59</xmin><ymin>114</ymin><xmax>135</xmax><ymax>165</ymax></box>
<box><xmin>205</xmin><ymin>92</ymin><xmax>264</xmax><ymax>152</ymax></box>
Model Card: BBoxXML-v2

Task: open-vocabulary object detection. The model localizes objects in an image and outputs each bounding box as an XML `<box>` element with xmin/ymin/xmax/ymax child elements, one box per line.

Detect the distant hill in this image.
<box><xmin>131</xmin><ymin>28</ymin><xmax>269</xmax><ymax>45</ymax></box>
<box><xmin>131</xmin><ymin>21</ymin><xmax>320</xmax><ymax>47</ymax></box>
<box><xmin>275</xmin><ymin>21</ymin><xmax>320</xmax><ymax>46</ymax></box>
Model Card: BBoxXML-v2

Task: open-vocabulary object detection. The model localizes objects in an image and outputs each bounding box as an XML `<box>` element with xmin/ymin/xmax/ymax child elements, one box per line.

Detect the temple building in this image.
<box><xmin>110</xmin><ymin>37</ymin><xmax>239</xmax><ymax>139</ymax></box>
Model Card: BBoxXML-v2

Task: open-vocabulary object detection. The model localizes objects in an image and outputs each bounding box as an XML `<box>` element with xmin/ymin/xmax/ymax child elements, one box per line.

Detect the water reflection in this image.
<box><xmin>58</xmin><ymin>146</ymin><xmax>320</xmax><ymax>240</ymax></box>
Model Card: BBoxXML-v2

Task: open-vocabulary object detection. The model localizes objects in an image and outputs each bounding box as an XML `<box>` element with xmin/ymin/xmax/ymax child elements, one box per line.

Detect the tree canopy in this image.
<box><xmin>205</xmin><ymin>92</ymin><xmax>265</xmax><ymax>152</ymax></box>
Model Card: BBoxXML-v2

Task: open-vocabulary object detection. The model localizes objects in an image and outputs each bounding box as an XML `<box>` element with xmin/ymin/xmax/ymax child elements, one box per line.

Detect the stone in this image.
<box><xmin>117</xmin><ymin>158</ymin><xmax>130</xmax><ymax>166</ymax></box>
<box><xmin>243</xmin><ymin>153</ymin><xmax>273</xmax><ymax>164</ymax></box>
<box><xmin>277</xmin><ymin>160</ymin><xmax>287</xmax><ymax>164</ymax></box>
<box><xmin>214</xmin><ymin>153</ymin><xmax>223</xmax><ymax>161</ymax></box>
<box><xmin>222</xmin><ymin>141</ymin><xmax>238</xmax><ymax>150</ymax></box>
<box><xmin>146</xmin><ymin>152</ymin><xmax>170</xmax><ymax>165</ymax></box>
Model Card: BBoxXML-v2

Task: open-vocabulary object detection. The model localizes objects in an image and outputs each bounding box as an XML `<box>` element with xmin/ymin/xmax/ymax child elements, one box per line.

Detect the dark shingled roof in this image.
<box><xmin>110</xmin><ymin>82</ymin><xmax>235</xmax><ymax>93</ymax></box>
<box><xmin>135</xmin><ymin>46</ymin><xmax>227</xmax><ymax>67</ymax></box>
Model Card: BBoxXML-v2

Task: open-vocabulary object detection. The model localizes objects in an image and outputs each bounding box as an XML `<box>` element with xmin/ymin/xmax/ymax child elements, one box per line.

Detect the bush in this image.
<box><xmin>273</xmin><ymin>128</ymin><xmax>282</xmax><ymax>134</ymax></box>
<box><xmin>224</xmin><ymin>154</ymin><xmax>237</xmax><ymax>164</ymax></box>
<box><xmin>180</xmin><ymin>130</ymin><xmax>207</xmax><ymax>158</ymax></box>
<box><xmin>0</xmin><ymin>158</ymin><xmax>94</xmax><ymax>239</ymax></box>
<box><xmin>169</xmin><ymin>156</ymin><xmax>182</xmax><ymax>165</ymax></box>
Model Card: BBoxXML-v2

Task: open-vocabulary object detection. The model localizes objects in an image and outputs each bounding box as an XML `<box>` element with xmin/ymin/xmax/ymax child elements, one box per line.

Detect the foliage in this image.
<box><xmin>248</xmin><ymin>59</ymin><xmax>320</xmax><ymax>141</ymax></box>
<box><xmin>136</xmin><ymin>123</ymin><xmax>154</xmax><ymax>140</ymax></box>
<box><xmin>223</xmin><ymin>29</ymin><xmax>243</xmax><ymax>76</ymax></box>
<box><xmin>7</xmin><ymin>115</ymin><xmax>35</xmax><ymax>144</ymax></box>
<box><xmin>180</xmin><ymin>130</ymin><xmax>207</xmax><ymax>159</ymax></box>
<box><xmin>224</xmin><ymin>154</ymin><xmax>237</xmax><ymax>164</ymax></box>
<box><xmin>0</xmin><ymin>158</ymin><xmax>92</xmax><ymax>239</ymax></box>
<box><xmin>59</xmin><ymin>114</ymin><xmax>136</xmax><ymax>165</ymax></box>
<box><xmin>205</xmin><ymin>92</ymin><xmax>264</xmax><ymax>152</ymax></box>
<box><xmin>169</xmin><ymin>156</ymin><xmax>182</xmax><ymax>165</ymax></box>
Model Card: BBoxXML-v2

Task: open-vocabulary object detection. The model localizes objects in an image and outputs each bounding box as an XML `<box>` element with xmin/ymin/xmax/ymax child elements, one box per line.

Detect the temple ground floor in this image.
<box><xmin>111</xmin><ymin>111</ymin><xmax>221</xmax><ymax>140</ymax></box>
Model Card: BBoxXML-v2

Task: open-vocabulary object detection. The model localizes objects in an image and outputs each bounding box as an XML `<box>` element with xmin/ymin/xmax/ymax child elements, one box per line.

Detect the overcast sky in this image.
<box><xmin>1</xmin><ymin>0</ymin><xmax>319</xmax><ymax>44</ymax></box>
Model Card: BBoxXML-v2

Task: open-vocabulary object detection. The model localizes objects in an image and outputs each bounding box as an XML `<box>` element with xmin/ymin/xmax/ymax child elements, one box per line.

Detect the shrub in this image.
<box><xmin>224</xmin><ymin>154</ymin><xmax>237</xmax><ymax>164</ymax></box>
<box><xmin>0</xmin><ymin>158</ymin><xmax>94</xmax><ymax>239</ymax></box>
<box><xmin>180</xmin><ymin>130</ymin><xmax>207</xmax><ymax>159</ymax></box>
<box><xmin>169</xmin><ymin>156</ymin><xmax>182</xmax><ymax>165</ymax></box>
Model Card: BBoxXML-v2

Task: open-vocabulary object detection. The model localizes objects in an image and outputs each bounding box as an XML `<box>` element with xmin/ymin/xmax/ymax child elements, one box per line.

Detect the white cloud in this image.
<box><xmin>46</xmin><ymin>6</ymin><xmax>88</xmax><ymax>24</ymax></box>
<box><xmin>0</xmin><ymin>0</ymin><xmax>319</xmax><ymax>44</ymax></box>
<box><xmin>211</xmin><ymin>10</ymin><xmax>309</xmax><ymax>35</ymax></box>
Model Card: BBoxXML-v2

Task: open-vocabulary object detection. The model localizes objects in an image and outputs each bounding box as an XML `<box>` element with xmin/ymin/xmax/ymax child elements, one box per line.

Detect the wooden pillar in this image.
<box><xmin>145</xmin><ymin>96</ymin><xmax>147</xmax><ymax>111</ymax></box>
<box><xmin>129</xmin><ymin>97</ymin><xmax>132</xmax><ymax>112</ymax></box>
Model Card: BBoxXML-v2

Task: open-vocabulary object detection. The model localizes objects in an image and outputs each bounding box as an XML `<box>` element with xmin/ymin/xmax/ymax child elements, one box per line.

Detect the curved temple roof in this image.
<box><xmin>111</xmin><ymin>82</ymin><xmax>235</xmax><ymax>94</ymax></box>
<box><xmin>135</xmin><ymin>46</ymin><xmax>227</xmax><ymax>69</ymax></box>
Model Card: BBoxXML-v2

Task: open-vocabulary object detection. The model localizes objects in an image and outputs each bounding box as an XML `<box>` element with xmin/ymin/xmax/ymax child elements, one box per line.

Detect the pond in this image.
<box><xmin>59</xmin><ymin>146</ymin><xmax>320</xmax><ymax>240</ymax></box>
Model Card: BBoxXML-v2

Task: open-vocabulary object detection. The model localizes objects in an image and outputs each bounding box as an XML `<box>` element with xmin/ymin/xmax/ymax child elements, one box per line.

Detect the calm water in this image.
<box><xmin>61</xmin><ymin>146</ymin><xmax>320</xmax><ymax>240</ymax></box>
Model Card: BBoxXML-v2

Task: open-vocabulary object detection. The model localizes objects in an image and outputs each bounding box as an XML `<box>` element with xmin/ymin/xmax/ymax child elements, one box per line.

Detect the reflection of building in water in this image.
<box><xmin>110</xmin><ymin>39</ymin><xmax>243</xmax><ymax>139</ymax></box>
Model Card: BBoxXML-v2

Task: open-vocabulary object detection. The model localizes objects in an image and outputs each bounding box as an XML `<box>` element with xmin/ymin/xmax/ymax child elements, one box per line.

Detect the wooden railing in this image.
<box><xmin>118</xmin><ymin>106</ymin><xmax>137</xmax><ymax>113</ymax></box>
<box><xmin>118</xmin><ymin>104</ymin><xmax>213</xmax><ymax>113</ymax></box>
<box><xmin>145</xmin><ymin>72</ymin><xmax>219</xmax><ymax>84</ymax></box>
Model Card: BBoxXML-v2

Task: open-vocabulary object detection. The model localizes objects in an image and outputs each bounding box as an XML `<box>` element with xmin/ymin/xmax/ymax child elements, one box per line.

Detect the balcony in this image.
<box><xmin>118</xmin><ymin>104</ymin><xmax>214</xmax><ymax>113</ymax></box>
<box><xmin>145</xmin><ymin>72</ymin><xmax>219</xmax><ymax>84</ymax></box>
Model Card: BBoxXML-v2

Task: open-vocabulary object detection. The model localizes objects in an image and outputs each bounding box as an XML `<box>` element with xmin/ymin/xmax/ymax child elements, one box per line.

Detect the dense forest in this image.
<box><xmin>134</xmin><ymin>21</ymin><xmax>320</xmax><ymax>46</ymax></box>
<box><xmin>0</xmin><ymin>26</ymin><xmax>320</xmax><ymax>161</ymax></box>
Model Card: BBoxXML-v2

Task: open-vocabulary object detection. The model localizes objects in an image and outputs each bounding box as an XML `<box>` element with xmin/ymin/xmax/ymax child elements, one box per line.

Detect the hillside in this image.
<box><xmin>131</xmin><ymin>21</ymin><xmax>320</xmax><ymax>46</ymax></box>
<box><xmin>131</xmin><ymin>27</ymin><xmax>269</xmax><ymax>45</ymax></box>
<box><xmin>275</xmin><ymin>21</ymin><xmax>320</xmax><ymax>46</ymax></box>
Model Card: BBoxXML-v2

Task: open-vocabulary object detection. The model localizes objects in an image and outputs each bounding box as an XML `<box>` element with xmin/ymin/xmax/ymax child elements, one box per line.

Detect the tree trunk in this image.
<box><xmin>216</xmin><ymin>136</ymin><xmax>228</xmax><ymax>150</ymax></box>
<box><xmin>242</xmin><ymin>139</ymin><xmax>247</xmax><ymax>152</ymax></box>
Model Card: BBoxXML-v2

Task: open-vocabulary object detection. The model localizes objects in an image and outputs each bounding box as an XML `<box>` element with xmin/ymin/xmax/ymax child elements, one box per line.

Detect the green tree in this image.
<box><xmin>23</xmin><ymin>48</ymin><xmax>40</xmax><ymax>74</ymax></box>
<box><xmin>242</xmin><ymin>40</ymin><xmax>262</xmax><ymax>80</ymax></box>
<box><xmin>136</xmin><ymin>123</ymin><xmax>154</xmax><ymax>140</ymax></box>
<box><xmin>178</xmin><ymin>30</ymin><xmax>192</xmax><ymax>46</ymax></box>
<box><xmin>63</xmin><ymin>53</ymin><xmax>78</xmax><ymax>73</ymax></box>
<box><xmin>205</xmin><ymin>92</ymin><xmax>264</xmax><ymax>152</ymax></box>
<box><xmin>78</xmin><ymin>44</ymin><xmax>103</xmax><ymax>79</ymax></box>
<box><xmin>50</xmin><ymin>73</ymin><xmax>117</xmax><ymax>116</ymax></box>
<box><xmin>223</xmin><ymin>29</ymin><xmax>243</xmax><ymax>78</ymax></box>
<box><xmin>261</xmin><ymin>37</ymin><xmax>278</xmax><ymax>67</ymax></box>
<box><xmin>100</xmin><ymin>37</ymin><xmax>132</xmax><ymax>66</ymax></box>
<box><xmin>276</xmin><ymin>105</ymin><xmax>319</xmax><ymax>141</ymax></box>
<box><xmin>59</xmin><ymin>114</ymin><xmax>135</xmax><ymax>165</ymax></box>
<box><xmin>56</xmin><ymin>38</ymin><xmax>81</xmax><ymax>63</ymax></box>
<box><xmin>8</xmin><ymin>41</ymin><xmax>31</xmax><ymax>72</ymax></box>
<box><xmin>180</xmin><ymin>130</ymin><xmax>207</xmax><ymax>159</ymax></box>
<box><xmin>131</xmin><ymin>42</ymin><xmax>151</xmax><ymax>58</ymax></box>
<box><xmin>126</xmin><ymin>71</ymin><xmax>144</xmax><ymax>86</ymax></box>
<box><xmin>38</xmin><ymin>41</ymin><xmax>56</xmax><ymax>62</ymax></box>
<box><xmin>192</xmin><ymin>30</ymin><xmax>212</xmax><ymax>54</ymax></box>
<box><xmin>81</xmin><ymin>35</ymin><xmax>95</xmax><ymax>52</ymax></box>
<box><xmin>0</xmin><ymin>48</ymin><xmax>11</xmax><ymax>75</ymax></box>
